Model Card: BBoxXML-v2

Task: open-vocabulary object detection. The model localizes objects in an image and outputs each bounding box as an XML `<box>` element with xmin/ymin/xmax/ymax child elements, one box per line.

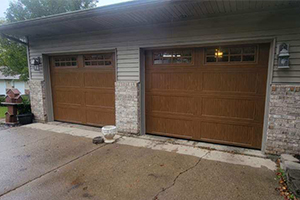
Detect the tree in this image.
<box><xmin>6</xmin><ymin>0</ymin><xmax>99</xmax><ymax>22</ymax></box>
<box><xmin>0</xmin><ymin>32</ymin><xmax>28</xmax><ymax>80</ymax></box>
<box><xmin>0</xmin><ymin>0</ymin><xmax>98</xmax><ymax>81</ymax></box>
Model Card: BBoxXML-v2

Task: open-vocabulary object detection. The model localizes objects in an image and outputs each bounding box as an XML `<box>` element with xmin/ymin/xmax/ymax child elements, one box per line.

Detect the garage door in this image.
<box><xmin>50</xmin><ymin>53</ymin><xmax>115</xmax><ymax>126</ymax></box>
<box><xmin>145</xmin><ymin>44</ymin><xmax>269</xmax><ymax>149</ymax></box>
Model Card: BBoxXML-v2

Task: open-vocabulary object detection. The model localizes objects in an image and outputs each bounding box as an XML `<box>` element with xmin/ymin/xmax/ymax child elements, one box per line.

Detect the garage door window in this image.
<box><xmin>205</xmin><ymin>46</ymin><xmax>257</xmax><ymax>63</ymax></box>
<box><xmin>153</xmin><ymin>50</ymin><xmax>193</xmax><ymax>65</ymax></box>
<box><xmin>54</xmin><ymin>57</ymin><xmax>77</xmax><ymax>67</ymax></box>
<box><xmin>84</xmin><ymin>54</ymin><xmax>113</xmax><ymax>67</ymax></box>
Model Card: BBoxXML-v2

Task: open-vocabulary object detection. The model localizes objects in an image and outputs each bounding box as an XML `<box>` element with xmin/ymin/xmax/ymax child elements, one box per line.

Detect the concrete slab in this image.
<box><xmin>46</xmin><ymin>122</ymin><xmax>266</xmax><ymax>158</ymax></box>
<box><xmin>0</xmin><ymin>144</ymin><xmax>280</xmax><ymax>200</ymax></box>
<box><xmin>0</xmin><ymin>127</ymin><xmax>101</xmax><ymax>196</ymax></box>
<box><xmin>281</xmin><ymin>154</ymin><xmax>299</xmax><ymax>163</ymax></box>
<box><xmin>283</xmin><ymin>161</ymin><xmax>300</xmax><ymax>171</ymax></box>
<box><xmin>25</xmin><ymin>123</ymin><xmax>121</xmax><ymax>140</ymax></box>
<box><xmin>26</xmin><ymin>123</ymin><xmax>276</xmax><ymax>170</ymax></box>
<box><xmin>118</xmin><ymin>136</ymin><xmax>276</xmax><ymax>170</ymax></box>
<box><xmin>157</xmin><ymin>158</ymin><xmax>281</xmax><ymax>200</ymax></box>
<box><xmin>139</xmin><ymin>134</ymin><xmax>266</xmax><ymax>158</ymax></box>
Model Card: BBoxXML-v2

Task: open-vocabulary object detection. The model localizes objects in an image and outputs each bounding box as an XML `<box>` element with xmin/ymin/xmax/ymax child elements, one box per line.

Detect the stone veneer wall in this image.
<box><xmin>115</xmin><ymin>81</ymin><xmax>140</xmax><ymax>134</ymax></box>
<box><xmin>265</xmin><ymin>84</ymin><xmax>300</xmax><ymax>155</ymax></box>
<box><xmin>28</xmin><ymin>80</ymin><xmax>47</xmax><ymax>122</ymax></box>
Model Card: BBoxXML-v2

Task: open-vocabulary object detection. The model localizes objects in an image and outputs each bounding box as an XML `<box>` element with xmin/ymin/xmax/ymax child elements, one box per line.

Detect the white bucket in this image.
<box><xmin>102</xmin><ymin>125</ymin><xmax>117</xmax><ymax>143</ymax></box>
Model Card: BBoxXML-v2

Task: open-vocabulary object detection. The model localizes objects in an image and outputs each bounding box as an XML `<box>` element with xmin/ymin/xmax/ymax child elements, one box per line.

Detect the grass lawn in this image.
<box><xmin>0</xmin><ymin>107</ymin><xmax>7</xmax><ymax>119</ymax></box>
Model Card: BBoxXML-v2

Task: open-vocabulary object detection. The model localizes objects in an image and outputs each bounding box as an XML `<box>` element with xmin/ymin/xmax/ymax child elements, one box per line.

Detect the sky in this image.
<box><xmin>0</xmin><ymin>0</ymin><xmax>132</xmax><ymax>19</ymax></box>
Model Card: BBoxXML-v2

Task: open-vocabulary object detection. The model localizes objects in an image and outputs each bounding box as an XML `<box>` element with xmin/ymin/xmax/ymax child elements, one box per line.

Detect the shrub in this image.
<box><xmin>18</xmin><ymin>95</ymin><xmax>32</xmax><ymax>115</ymax></box>
<box><xmin>0</xmin><ymin>96</ymin><xmax>5</xmax><ymax>106</ymax></box>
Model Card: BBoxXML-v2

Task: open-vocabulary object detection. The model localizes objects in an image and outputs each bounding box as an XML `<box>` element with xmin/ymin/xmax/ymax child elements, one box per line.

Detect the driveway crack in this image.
<box><xmin>153</xmin><ymin>151</ymin><xmax>210</xmax><ymax>200</ymax></box>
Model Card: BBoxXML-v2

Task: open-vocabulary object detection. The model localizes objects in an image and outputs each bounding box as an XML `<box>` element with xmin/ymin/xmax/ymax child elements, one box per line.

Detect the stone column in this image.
<box><xmin>265</xmin><ymin>85</ymin><xmax>300</xmax><ymax>155</ymax></box>
<box><xmin>28</xmin><ymin>80</ymin><xmax>47</xmax><ymax>122</ymax></box>
<box><xmin>115</xmin><ymin>81</ymin><xmax>141</xmax><ymax>134</ymax></box>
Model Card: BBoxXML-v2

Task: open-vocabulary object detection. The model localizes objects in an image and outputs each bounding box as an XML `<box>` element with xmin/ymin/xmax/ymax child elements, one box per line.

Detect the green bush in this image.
<box><xmin>0</xmin><ymin>96</ymin><xmax>5</xmax><ymax>106</ymax></box>
<box><xmin>18</xmin><ymin>95</ymin><xmax>32</xmax><ymax>115</ymax></box>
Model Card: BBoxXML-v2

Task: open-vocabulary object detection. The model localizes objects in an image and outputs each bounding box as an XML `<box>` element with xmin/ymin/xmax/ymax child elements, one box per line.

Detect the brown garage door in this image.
<box><xmin>50</xmin><ymin>53</ymin><xmax>115</xmax><ymax>126</ymax></box>
<box><xmin>146</xmin><ymin>44</ymin><xmax>269</xmax><ymax>149</ymax></box>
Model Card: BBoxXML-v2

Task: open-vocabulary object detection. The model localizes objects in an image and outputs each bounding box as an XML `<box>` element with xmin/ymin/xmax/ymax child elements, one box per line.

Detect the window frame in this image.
<box><xmin>83</xmin><ymin>53</ymin><xmax>114</xmax><ymax>68</ymax></box>
<box><xmin>52</xmin><ymin>56</ymin><xmax>78</xmax><ymax>68</ymax></box>
<box><xmin>152</xmin><ymin>49</ymin><xmax>194</xmax><ymax>66</ymax></box>
<box><xmin>204</xmin><ymin>45</ymin><xmax>259</xmax><ymax>65</ymax></box>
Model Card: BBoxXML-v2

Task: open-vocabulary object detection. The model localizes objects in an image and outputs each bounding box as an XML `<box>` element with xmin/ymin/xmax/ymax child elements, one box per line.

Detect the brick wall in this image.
<box><xmin>265</xmin><ymin>84</ymin><xmax>300</xmax><ymax>155</ymax></box>
<box><xmin>28</xmin><ymin>80</ymin><xmax>47</xmax><ymax>122</ymax></box>
<box><xmin>115</xmin><ymin>81</ymin><xmax>141</xmax><ymax>134</ymax></box>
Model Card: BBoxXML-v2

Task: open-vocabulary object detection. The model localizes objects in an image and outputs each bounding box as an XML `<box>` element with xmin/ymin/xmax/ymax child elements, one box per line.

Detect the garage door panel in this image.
<box><xmin>202</xmin><ymin>71</ymin><xmax>258</xmax><ymax>94</ymax></box>
<box><xmin>256</xmin><ymin>71</ymin><xmax>268</xmax><ymax>95</ymax></box>
<box><xmin>85</xmin><ymin>91</ymin><xmax>115</xmax><ymax>108</ymax></box>
<box><xmin>148</xmin><ymin>72</ymin><xmax>197</xmax><ymax>91</ymax></box>
<box><xmin>146</xmin><ymin>95</ymin><xmax>196</xmax><ymax>115</ymax></box>
<box><xmin>84</xmin><ymin>71</ymin><xmax>115</xmax><ymax>89</ymax></box>
<box><xmin>258</xmin><ymin>43</ymin><xmax>272</xmax><ymax>65</ymax></box>
<box><xmin>146</xmin><ymin>116</ymin><xmax>194</xmax><ymax>138</ymax></box>
<box><xmin>254</xmin><ymin>100</ymin><xmax>266</xmax><ymax>123</ymax></box>
<box><xmin>54</xmin><ymin>105</ymin><xmax>84</xmax><ymax>124</ymax></box>
<box><xmin>199</xmin><ymin>122</ymin><xmax>255</xmax><ymax>147</ymax></box>
<box><xmin>86</xmin><ymin>109</ymin><xmax>115</xmax><ymax>126</ymax></box>
<box><xmin>53</xmin><ymin>90</ymin><xmax>84</xmax><ymax>106</ymax></box>
<box><xmin>201</xmin><ymin>97</ymin><xmax>256</xmax><ymax>120</ymax></box>
<box><xmin>52</xmin><ymin>72</ymin><xmax>84</xmax><ymax>88</ymax></box>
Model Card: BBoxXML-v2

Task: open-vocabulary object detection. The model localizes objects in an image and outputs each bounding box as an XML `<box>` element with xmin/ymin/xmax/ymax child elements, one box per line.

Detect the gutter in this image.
<box><xmin>0</xmin><ymin>33</ymin><xmax>28</xmax><ymax>46</ymax></box>
<box><xmin>0</xmin><ymin>0</ymin><xmax>168</xmax><ymax>32</ymax></box>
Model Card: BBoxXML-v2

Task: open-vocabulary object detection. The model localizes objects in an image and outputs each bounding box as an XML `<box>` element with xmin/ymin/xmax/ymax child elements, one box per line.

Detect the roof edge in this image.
<box><xmin>0</xmin><ymin>0</ymin><xmax>165</xmax><ymax>31</ymax></box>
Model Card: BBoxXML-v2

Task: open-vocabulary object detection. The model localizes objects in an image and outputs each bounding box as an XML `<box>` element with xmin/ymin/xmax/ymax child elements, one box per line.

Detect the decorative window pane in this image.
<box><xmin>243</xmin><ymin>47</ymin><xmax>255</xmax><ymax>54</ymax></box>
<box><xmin>205</xmin><ymin>45</ymin><xmax>256</xmax><ymax>63</ymax></box>
<box><xmin>218</xmin><ymin>56</ymin><xmax>229</xmax><ymax>62</ymax></box>
<box><xmin>153</xmin><ymin>49</ymin><xmax>193</xmax><ymax>65</ymax></box>
<box><xmin>163</xmin><ymin>58</ymin><xmax>171</xmax><ymax>64</ymax></box>
<box><xmin>154</xmin><ymin>59</ymin><xmax>163</xmax><ymax>64</ymax></box>
<box><xmin>54</xmin><ymin>56</ymin><xmax>77</xmax><ymax>67</ymax></box>
<box><xmin>174</xmin><ymin>57</ymin><xmax>182</xmax><ymax>63</ymax></box>
<box><xmin>84</xmin><ymin>53</ymin><xmax>113</xmax><ymax>67</ymax></box>
<box><xmin>230</xmin><ymin>55</ymin><xmax>241</xmax><ymax>62</ymax></box>
<box><xmin>243</xmin><ymin>55</ymin><xmax>255</xmax><ymax>61</ymax></box>
<box><xmin>206</xmin><ymin>49</ymin><xmax>216</xmax><ymax>56</ymax></box>
<box><xmin>230</xmin><ymin>48</ymin><xmax>241</xmax><ymax>54</ymax></box>
<box><xmin>182</xmin><ymin>57</ymin><xmax>192</xmax><ymax>63</ymax></box>
<box><xmin>206</xmin><ymin>56</ymin><xmax>216</xmax><ymax>62</ymax></box>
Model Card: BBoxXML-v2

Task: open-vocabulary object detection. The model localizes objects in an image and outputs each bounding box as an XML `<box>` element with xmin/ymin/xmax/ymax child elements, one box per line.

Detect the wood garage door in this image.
<box><xmin>146</xmin><ymin>43</ymin><xmax>269</xmax><ymax>149</ymax></box>
<box><xmin>50</xmin><ymin>53</ymin><xmax>115</xmax><ymax>126</ymax></box>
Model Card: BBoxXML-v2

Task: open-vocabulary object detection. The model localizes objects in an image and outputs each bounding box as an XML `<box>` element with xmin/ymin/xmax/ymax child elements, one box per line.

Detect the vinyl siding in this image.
<box><xmin>29</xmin><ymin>9</ymin><xmax>300</xmax><ymax>83</ymax></box>
<box><xmin>117</xmin><ymin>47</ymin><xmax>140</xmax><ymax>81</ymax></box>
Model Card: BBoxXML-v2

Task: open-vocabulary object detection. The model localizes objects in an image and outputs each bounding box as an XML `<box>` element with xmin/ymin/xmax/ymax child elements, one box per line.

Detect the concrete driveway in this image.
<box><xmin>0</xmin><ymin>126</ymin><xmax>281</xmax><ymax>200</ymax></box>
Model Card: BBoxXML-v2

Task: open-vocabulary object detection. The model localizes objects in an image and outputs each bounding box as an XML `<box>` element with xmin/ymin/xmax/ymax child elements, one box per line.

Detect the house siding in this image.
<box><xmin>117</xmin><ymin>46</ymin><xmax>140</xmax><ymax>81</ymax></box>
<box><xmin>28</xmin><ymin>9</ymin><xmax>300</xmax><ymax>83</ymax></box>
